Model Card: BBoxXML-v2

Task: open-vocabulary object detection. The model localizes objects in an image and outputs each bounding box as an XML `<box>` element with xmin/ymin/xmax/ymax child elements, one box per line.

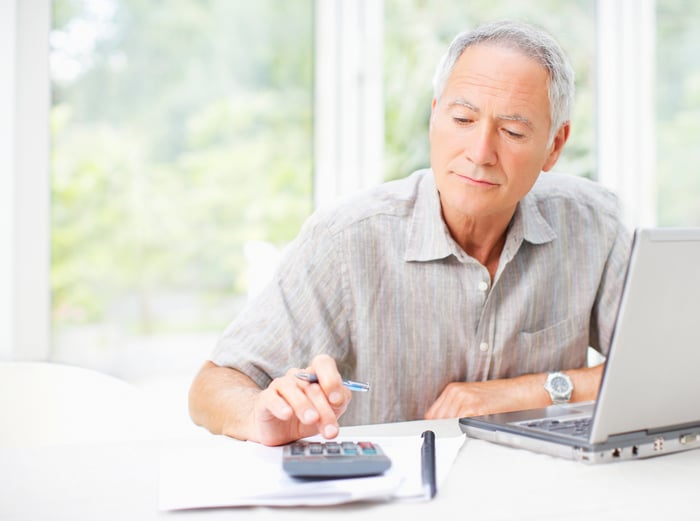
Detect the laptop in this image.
<box><xmin>459</xmin><ymin>227</ymin><xmax>700</xmax><ymax>463</ymax></box>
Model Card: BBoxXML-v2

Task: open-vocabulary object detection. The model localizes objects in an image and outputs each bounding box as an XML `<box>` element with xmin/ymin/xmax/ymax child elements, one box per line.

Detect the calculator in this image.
<box><xmin>282</xmin><ymin>440</ymin><xmax>392</xmax><ymax>478</ymax></box>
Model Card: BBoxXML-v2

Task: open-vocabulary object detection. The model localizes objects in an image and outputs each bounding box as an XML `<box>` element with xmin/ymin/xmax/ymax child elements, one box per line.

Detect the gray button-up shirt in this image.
<box><xmin>211</xmin><ymin>169</ymin><xmax>632</xmax><ymax>425</ymax></box>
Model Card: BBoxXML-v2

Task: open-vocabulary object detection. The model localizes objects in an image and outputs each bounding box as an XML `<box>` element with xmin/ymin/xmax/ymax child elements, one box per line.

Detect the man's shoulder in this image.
<box><xmin>311</xmin><ymin>169</ymin><xmax>430</xmax><ymax>235</ymax></box>
<box><xmin>530</xmin><ymin>172</ymin><xmax>620</xmax><ymax>218</ymax></box>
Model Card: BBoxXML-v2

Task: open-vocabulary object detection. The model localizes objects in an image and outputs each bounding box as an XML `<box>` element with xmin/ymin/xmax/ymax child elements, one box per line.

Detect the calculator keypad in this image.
<box><xmin>283</xmin><ymin>441</ymin><xmax>392</xmax><ymax>478</ymax></box>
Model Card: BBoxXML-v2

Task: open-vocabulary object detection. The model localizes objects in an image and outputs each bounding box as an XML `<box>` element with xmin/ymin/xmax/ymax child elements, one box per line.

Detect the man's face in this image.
<box><xmin>429</xmin><ymin>43</ymin><xmax>568</xmax><ymax>226</ymax></box>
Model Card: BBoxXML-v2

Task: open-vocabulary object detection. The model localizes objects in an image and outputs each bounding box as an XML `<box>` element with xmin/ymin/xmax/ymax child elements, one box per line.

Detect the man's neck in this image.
<box><xmin>442</xmin><ymin>208</ymin><xmax>515</xmax><ymax>280</ymax></box>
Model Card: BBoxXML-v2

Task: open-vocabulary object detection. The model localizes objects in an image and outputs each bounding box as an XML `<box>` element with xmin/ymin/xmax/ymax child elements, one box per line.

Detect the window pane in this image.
<box><xmin>383</xmin><ymin>0</ymin><xmax>597</xmax><ymax>181</ymax></box>
<box><xmin>656</xmin><ymin>1</ymin><xmax>700</xmax><ymax>225</ymax></box>
<box><xmin>50</xmin><ymin>0</ymin><xmax>314</xmax><ymax>380</ymax></box>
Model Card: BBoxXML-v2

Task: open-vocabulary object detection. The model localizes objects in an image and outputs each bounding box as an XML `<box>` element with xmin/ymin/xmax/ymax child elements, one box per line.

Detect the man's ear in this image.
<box><xmin>542</xmin><ymin>122</ymin><xmax>571</xmax><ymax>172</ymax></box>
<box><xmin>428</xmin><ymin>97</ymin><xmax>438</xmax><ymax>140</ymax></box>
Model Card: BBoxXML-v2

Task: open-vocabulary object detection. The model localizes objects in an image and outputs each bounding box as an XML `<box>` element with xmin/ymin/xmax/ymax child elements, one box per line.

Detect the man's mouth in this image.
<box><xmin>451</xmin><ymin>171</ymin><xmax>499</xmax><ymax>187</ymax></box>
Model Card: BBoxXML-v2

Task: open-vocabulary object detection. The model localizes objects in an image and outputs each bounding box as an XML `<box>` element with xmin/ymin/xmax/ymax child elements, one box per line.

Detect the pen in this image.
<box><xmin>421</xmin><ymin>430</ymin><xmax>437</xmax><ymax>499</ymax></box>
<box><xmin>295</xmin><ymin>371</ymin><xmax>370</xmax><ymax>392</ymax></box>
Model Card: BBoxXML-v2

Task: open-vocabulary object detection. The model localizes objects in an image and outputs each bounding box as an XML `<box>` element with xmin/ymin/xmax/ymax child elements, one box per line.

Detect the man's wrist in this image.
<box><xmin>544</xmin><ymin>371</ymin><xmax>574</xmax><ymax>404</ymax></box>
<box><xmin>512</xmin><ymin>373</ymin><xmax>556</xmax><ymax>410</ymax></box>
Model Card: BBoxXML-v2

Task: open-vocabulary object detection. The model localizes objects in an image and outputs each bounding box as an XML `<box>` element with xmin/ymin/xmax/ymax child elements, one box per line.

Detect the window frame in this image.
<box><xmin>2</xmin><ymin>0</ymin><xmax>51</xmax><ymax>360</ymax></box>
<box><xmin>596</xmin><ymin>0</ymin><xmax>656</xmax><ymax>227</ymax></box>
<box><xmin>314</xmin><ymin>0</ymin><xmax>385</xmax><ymax>208</ymax></box>
<box><xmin>3</xmin><ymin>0</ymin><xmax>656</xmax><ymax>361</ymax></box>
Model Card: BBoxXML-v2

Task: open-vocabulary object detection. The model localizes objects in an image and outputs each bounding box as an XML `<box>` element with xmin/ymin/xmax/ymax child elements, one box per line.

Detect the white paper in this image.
<box><xmin>382</xmin><ymin>434</ymin><xmax>466</xmax><ymax>500</ymax></box>
<box><xmin>158</xmin><ymin>433</ymin><xmax>465</xmax><ymax>509</ymax></box>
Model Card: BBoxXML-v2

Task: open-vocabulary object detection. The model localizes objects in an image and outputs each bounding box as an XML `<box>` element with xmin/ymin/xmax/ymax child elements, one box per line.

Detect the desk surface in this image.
<box><xmin>2</xmin><ymin>418</ymin><xmax>699</xmax><ymax>521</ymax></box>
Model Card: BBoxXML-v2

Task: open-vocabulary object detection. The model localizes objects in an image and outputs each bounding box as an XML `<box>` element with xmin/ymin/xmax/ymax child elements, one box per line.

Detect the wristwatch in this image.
<box><xmin>544</xmin><ymin>371</ymin><xmax>573</xmax><ymax>405</ymax></box>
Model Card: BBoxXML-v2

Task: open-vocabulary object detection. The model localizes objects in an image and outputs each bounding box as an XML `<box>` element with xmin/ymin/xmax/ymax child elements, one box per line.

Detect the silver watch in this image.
<box><xmin>544</xmin><ymin>371</ymin><xmax>573</xmax><ymax>405</ymax></box>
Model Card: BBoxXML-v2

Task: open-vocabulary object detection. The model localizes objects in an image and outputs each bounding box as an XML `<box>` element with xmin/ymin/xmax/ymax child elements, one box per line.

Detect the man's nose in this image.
<box><xmin>465</xmin><ymin>123</ymin><xmax>497</xmax><ymax>166</ymax></box>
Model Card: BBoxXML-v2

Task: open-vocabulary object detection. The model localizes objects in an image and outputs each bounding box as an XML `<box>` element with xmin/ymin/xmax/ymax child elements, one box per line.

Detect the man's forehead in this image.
<box><xmin>442</xmin><ymin>46</ymin><xmax>550</xmax><ymax>114</ymax></box>
<box><xmin>449</xmin><ymin>43</ymin><xmax>550</xmax><ymax>88</ymax></box>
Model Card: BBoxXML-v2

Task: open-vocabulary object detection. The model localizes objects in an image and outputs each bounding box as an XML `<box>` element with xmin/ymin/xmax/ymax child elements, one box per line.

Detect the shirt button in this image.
<box><xmin>479</xmin><ymin>342</ymin><xmax>489</xmax><ymax>352</ymax></box>
<box><xmin>478</xmin><ymin>281</ymin><xmax>489</xmax><ymax>292</ymax></box>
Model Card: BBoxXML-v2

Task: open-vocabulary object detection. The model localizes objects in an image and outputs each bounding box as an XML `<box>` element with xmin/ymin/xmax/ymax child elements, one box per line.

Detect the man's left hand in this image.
<box><xmin>424</xmin><ymin>378</ymin><xmax>536</xmax><ymax>419</ymax></box>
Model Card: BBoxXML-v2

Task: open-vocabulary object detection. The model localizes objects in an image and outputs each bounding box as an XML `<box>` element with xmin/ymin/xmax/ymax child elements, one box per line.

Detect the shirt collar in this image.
<box><xmin>404</xmin><ymin>170</ymin><xmax>556</xmax><ymax>263</ymax></box>
<box><xmin>404</xmin><ymin>171</ymin><xmax>456</xmax><ymax>262</ymax></box>
<box><xmin>510</xmin><ymin>187</ymin><xmax>557</xmax><ymax>246</ymax></box>
<box><xmin>497</xmin><ymin>187</ymin><xmax>557</xmax><ymax>271</ymax></box>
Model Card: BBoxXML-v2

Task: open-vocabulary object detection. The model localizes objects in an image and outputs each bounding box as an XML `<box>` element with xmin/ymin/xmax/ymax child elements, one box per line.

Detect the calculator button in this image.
<box><xmin>340</xmin><ymin>442</ymin><xmax>357</xmax><ymax>455</ymax></box>
<box><xmin>325</xmin><ymin>443</ymin><xmax>341</xmax><ymax>454</ymax></box>
<box><xmin>290</xmin><ymin>443</ymin><xmax>305</xmax><ymax>455</ymax></box>
<box><xmin>308</xmin><ymin>443</ymin><xmax>323</xmax><ymax>454</ymax></box>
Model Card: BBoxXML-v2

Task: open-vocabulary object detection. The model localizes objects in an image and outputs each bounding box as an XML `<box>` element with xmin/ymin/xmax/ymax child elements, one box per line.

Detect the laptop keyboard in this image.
<box><xmin>524</xmin><ymin>417</ymin><xmax>592</xmax><ymax>439</ymax></box>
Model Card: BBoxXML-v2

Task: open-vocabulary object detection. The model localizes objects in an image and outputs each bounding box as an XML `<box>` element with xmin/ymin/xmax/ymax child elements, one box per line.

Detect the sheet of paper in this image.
<box><xmin>380</xmin><ymin>434</ymin><xmax>466</xmax><ymax>500</ymax></box>
<box><xmin>158</xmin><ymin>433</ymin><xmax>465</xmax><ymax>509</ymax></box>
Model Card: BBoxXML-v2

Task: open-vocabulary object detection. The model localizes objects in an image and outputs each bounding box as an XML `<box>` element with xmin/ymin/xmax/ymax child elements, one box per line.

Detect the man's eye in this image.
<box><xmin>504</xmin><ymin>129</ymin><xmax>525</xmax><ymax>139</ymax></box>
<box><xmin>453</xmin><ymin>117</ymin><xmax>471</xmax><ymax>125</ymax></box>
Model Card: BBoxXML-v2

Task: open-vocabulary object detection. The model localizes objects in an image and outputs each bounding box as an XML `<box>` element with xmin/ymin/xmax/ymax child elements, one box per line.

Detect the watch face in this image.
<box><xmin>550</xmin><ymin>376</ymin><xmax>569</xmax><ymax>393</ymax></box>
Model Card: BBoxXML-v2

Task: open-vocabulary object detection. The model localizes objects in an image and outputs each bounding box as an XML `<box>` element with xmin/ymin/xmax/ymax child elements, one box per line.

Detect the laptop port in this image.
<box><xmin>679</xmin><ymin>433</ymin><xmax>699</xmax><ymax>445</ymax></box>
<box><xmin>611</xmin><ymin>448</ymin><xmax>621</xmax><ymax>458</ymax></box>
<box><xmin>632</xmin><ymin>445</ymin><xmax>639</xmax><ymax>456</ymax></box>
<box><xmin>653</xmin><ymin>437</ymin><xmax>664</xmax><ymax>451</ymax></box>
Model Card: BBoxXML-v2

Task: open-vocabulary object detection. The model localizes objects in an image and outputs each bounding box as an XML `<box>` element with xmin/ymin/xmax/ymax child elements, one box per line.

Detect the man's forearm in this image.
<box><xmin>188</xmin><ymin>361</ymin><xmax>261</xmax><ymax>441</ymax></box>
<box><xmin>568</xmin><ymin>363</ymin><xmax>605</xmax><ymax>402</ymax></box>
<box><xmin>425</xmin><ymin>363</ymin><xmax>605</xmax><ymax>419</ymax></box>
<box><xmin>513</xmin><ymin>363</ymin><xmax>605</xmax><ymax>408</ymax></box>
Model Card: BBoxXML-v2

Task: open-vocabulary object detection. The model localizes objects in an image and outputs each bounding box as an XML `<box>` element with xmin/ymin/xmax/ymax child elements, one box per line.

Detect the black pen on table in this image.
<box><xmin>421</xmin><ymin>430</ymin><xmax>437</xmax><ymax>499</ymax></box>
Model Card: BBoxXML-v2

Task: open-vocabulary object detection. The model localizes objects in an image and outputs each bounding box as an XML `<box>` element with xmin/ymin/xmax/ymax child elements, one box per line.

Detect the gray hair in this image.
<box><xmin>432</xmin><ymin>20</ymin><xmax>575</xmax><ymax>144</ymax></box>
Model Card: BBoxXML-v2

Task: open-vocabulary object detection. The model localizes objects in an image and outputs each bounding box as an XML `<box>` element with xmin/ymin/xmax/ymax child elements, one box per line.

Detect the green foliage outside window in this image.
<box><xmin>51</xmin><ymin>0</ymin><xmax>313</xmax><ymax>334</ymax></box>
<box><xmin>656</xmin><ymin>1</ymin><xmax>700</xmax><ymax>226</ymax></box>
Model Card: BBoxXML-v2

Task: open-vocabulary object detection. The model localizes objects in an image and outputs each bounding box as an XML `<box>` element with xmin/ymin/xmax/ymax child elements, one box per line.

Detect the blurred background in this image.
<box><xmin>3</xmin><ymin>0</ymin><xmax>700</xmax><ymax>418</ymax></box>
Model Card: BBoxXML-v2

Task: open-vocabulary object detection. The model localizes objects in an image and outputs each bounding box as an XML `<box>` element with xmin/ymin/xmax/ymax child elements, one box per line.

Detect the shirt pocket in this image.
<box><xmin>510</xmin><ymin>315</ymin><xmax>589</xmax><ymax>375</ymax></box>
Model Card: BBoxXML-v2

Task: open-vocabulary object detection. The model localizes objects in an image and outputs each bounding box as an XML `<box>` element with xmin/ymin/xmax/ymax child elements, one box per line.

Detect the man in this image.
<box><xmin>189</xmin><ymin>20</ymin><xmax>631</xmax><ymax>447</ymax></box>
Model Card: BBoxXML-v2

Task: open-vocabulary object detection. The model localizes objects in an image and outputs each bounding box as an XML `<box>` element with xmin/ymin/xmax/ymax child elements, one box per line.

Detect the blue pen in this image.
<box><xmin>295</xmin><ymin>371</ymin><xmax>370</xmax><ymax>392</ymax></box>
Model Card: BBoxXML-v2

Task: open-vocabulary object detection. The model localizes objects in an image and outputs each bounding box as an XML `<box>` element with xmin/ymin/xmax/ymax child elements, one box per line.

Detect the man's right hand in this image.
<box><xmin>252</xmin><ymin>355</ymin><xmax>351</xmax><ymax>445</ymax></box>
<box><xmin>189</xmin><ymin>354</ymin><xmax>351</xmax><ymax>447</ymax></box>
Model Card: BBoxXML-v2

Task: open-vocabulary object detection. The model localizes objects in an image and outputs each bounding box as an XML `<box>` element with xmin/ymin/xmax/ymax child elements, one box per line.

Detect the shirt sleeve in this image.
<box><xmin>588</xmin><ymin>219</ymin><xmax>633</xmax><ymax>356</ymax></box>
<box><xmin>209</xmin><ymin>212</ymin><xmax>353</xmax><ymax>389</ymax></box>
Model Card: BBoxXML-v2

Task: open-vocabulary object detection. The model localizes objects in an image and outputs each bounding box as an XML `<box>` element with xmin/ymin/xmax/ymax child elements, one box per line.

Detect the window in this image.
<box><xmin>5</xmin><ymin>0</ymin><xmax>698</xmax><ymax>380</ymax></box>
<box><xmin>656</xmin><ymin>1</ymin><xmax>700</xmax><ymax>226</ymax></box>
<box><xmin>50</xmin><ymin>0</ymin><xmax>314</xmax><ymax>380</ymax></box>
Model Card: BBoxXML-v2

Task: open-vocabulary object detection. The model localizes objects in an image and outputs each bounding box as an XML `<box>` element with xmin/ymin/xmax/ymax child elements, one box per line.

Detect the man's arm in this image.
<box><xmin>189</xmin><ymin>355</ymin><xmax>352</xmax><ymax>446</ymax></box>
<box><xmin>424</xmin><ymin>364</ymin><xmax>603</xmax><ymax>419</ymax></box>
<box><xmin>188</xmin><ymin>361</ymin><xmax>261</xmax><ymax>441</ymax></box>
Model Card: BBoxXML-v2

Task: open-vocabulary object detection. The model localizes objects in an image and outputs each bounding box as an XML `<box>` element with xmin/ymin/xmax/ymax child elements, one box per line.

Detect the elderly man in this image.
<box><xmin>189</xmin><ymin>20</ymin><xmax>631</xmax><ymax>446</ymax></box>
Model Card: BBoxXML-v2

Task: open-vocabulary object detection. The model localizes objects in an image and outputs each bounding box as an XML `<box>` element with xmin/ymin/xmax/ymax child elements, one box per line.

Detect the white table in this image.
<box><xmin>2</xmin><ymin>418</ymin><xmax>699</xmax><ymax>520</ymax></box>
